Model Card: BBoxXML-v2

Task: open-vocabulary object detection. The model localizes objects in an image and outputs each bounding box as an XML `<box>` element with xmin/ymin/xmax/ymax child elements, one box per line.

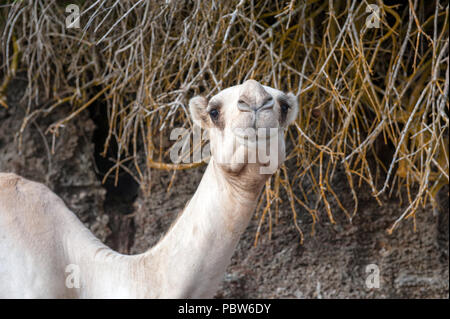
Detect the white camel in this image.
<box><xmin>0</xmin><ymin>80</ymin><xmax>298</xmax><ymax>298</ymax></box>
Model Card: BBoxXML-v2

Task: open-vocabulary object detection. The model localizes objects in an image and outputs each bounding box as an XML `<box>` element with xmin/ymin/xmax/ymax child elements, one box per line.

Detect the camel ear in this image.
<box><xmin>189</xmin><ymin>96</ymin><xmax>209</xmax><ymax>128</ymax></box>
<box><xmin>284</xmin><ymin>93</ymin><xmax>299</xmax><ymax>126</ymax></box>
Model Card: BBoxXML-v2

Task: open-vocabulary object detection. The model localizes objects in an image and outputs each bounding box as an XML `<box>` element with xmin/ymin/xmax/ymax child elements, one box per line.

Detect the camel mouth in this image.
<box><xmin>232</xmin><ymin>127</ymin><xmax>279</xmax><ymax>144</ymax></box>
<box><xmin>232</xmin><ymin>128</ymin><xmax>280</xmax><ymax>149</ymax></box>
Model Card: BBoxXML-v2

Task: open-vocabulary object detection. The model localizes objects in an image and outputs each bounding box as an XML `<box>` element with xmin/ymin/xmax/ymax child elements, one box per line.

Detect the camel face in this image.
<box><xmin>189</xmin><ymin>80</ymin><xmax>298</xmax><ymax>175</ymax></box>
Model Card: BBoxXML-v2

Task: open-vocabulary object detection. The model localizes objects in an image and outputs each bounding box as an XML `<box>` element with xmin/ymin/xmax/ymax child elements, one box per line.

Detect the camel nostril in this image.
<box><xmin>257</xmin><ymin>97</ymin><xmax>274</xmax><ymax>112</ymax></box>
<box><xmin>237</xmin><ymin>96</ymin><xmax>274</xmax><ymax>112</ymax></box>
<box><xmin>237</xmin><ymin>100</ymin><xmax>253</xmax><ymax>112</ymax></box>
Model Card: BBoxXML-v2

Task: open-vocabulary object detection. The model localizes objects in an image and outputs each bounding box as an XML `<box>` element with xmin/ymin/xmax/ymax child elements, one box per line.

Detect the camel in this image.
<box><xmin>0</xmin><ymin>80</ymin><xmax>298</xmax><ymax>298</ymax></box>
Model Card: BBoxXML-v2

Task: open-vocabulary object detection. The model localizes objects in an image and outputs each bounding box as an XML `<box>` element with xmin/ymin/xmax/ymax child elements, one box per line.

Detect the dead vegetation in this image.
<box><xmin>0</xmin><ymin>0</ymin><xmax>448</xmax><ymax>243</ymax></box>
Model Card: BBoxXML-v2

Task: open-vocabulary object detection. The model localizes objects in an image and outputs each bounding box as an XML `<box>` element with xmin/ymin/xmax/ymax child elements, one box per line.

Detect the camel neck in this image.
<box><xmin>69</xmin><ymin>160</ymin><xmax>264</xmax><ymax>298</ymax></box>
<box><xmin>140</xmin><ymin>160</ymin><xmax>263</xmax><ymax>298</ymax></box>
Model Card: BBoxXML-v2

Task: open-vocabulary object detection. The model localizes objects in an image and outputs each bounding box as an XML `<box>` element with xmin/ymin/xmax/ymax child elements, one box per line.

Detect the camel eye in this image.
<box><xmin>209</xmin><ymin>109</ymin><xmax>219</xmax><ymax>120</ymax></box>
<box><xmin>280</xmin><ymin>102</ymin><xmax>290</xmax><ymax>114</ymax></box>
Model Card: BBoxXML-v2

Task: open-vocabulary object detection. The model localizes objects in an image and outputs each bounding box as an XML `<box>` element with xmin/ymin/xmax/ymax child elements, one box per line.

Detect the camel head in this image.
<box><xmin>189</xmin><ymin>80</ymin><xmax>298</xmax><ymax>190</ymax></box>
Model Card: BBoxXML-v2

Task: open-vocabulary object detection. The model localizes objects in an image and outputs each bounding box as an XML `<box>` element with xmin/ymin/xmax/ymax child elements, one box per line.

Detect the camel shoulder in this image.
<box><xmin>0</xmin><ymin>172</ymin><xmax>63</xmax><ymax>215</ymax></box>
<box><xmin>0</xmin><ymin>172</ymin><xmax>23</xmax><ymax>188</ymax></box>
<box><xmin>0</xmin><ymin>172</ymin><xmax>47</xmax><ymax>194</ymax></box>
